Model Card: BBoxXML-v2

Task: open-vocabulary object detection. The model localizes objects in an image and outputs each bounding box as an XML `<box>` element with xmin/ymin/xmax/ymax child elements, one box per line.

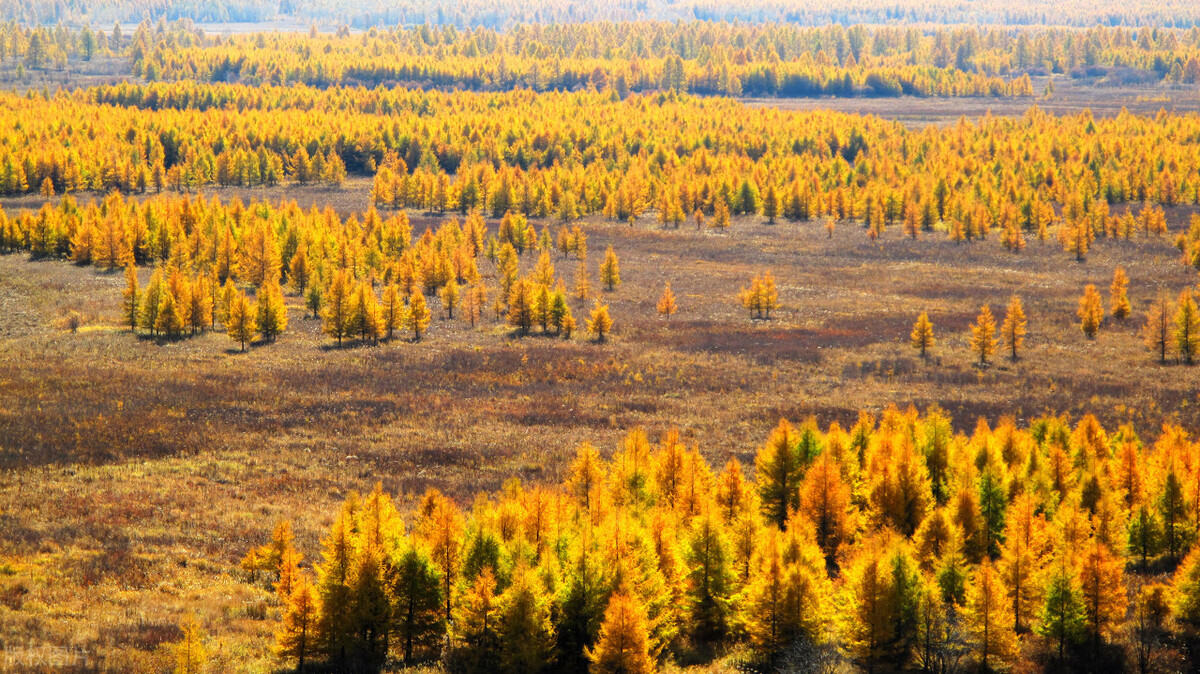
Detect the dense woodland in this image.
<box><xmin>3</xmin><ymin>84</ymin><xmax>1200</xmax><ymax>249</ymax></box>
<box><xmin>7</xmin><ymin>0</ymin><xmax>1200</xmax><ymax>28</ymax></box>
<box><xmin>243</xmin><ymin>410</ymin><xmax>1200</xmax><ymax>673</ymax></box>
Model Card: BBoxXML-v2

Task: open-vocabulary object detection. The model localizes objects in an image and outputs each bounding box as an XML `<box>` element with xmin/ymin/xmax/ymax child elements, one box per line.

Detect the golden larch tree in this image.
<box><xmin>587</xmin><ymin>593</ymin><xmax>655</xmax><ymax>674</ymax></box>
<box><xmin>1110</xmin><ymin>267</ymin><xmax>1131</xmax><ymax>321</ymax></box>
<box><xmin>970</xmin><ymin>305</ymin><xmax>997</xmax><ymax>366</ymax></box>
<box><xmin>911</xmin><ymin>311</ymin><xmax>935</xmax><ymax>360</ymax></box>
<box><xmin>587</xmin><ymin>301</ymin><xmax>613</xmax><ymax>343</ymax></box>
<box><xmin>1078</xmin><ymin>284</ymin><xmax>1104</xmax><ymax>340</ymax></box>
<box><xmin>1175</xmin><ymin>289</ymin><xmax>1200</xmax><ymax>365</ymax></box>
<box><xmin>1001</xmin><ymin>296</ymin><xmax>1026</xmax><ymax>362</ymax></box>
<box><xmin>657</xmin><ymin>282</ymin><xmax>677</xmax><ymax>320</ymax></box>
<box><xmin>226</xmin><ymin>288</ymin><xmax>256</xmax><ymax>352</ymax></box>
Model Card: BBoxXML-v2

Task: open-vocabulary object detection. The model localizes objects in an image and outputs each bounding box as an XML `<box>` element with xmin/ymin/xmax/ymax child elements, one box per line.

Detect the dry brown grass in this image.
<box><xmin>2</xmin><ymin>182</ymin><xmax>1199</xmax><ymax>670</ymax></box>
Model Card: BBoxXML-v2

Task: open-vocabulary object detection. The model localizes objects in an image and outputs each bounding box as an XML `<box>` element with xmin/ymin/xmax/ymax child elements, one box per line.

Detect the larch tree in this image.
<box><xmin>441</xmin><ymin>279</ymin><xmax>460</xmax><ymax>319</ymax></box>
<box><xmin>173</xmin><ymin>613</ymin><xmax>208</xmax><ymax>674</ymax></box>
<box><xmin>508</xmin><ymin>278</ymin><xmax>535</xmax><ymax>335</ymax></box>
<box><xmin>756</xmin><ymin>419</ymin><xmax>801</xmax><ymax>530</ymax></box>
<box><xmin>657</xmin><ymin>282</ymin><xmax>677</xmax><ymax>320</ymax></box>
<box><xmin>1110</xmin><ymin>267</ymin><xmax>1131</xmax><ymax>321</ymax></box>
<box><xmin>587</xmin><ymin>301</ymin><xmax>613</xmax><ymax>343</ymax></box>
<box><xmin>574</xmin><ymin>260</ymin><xmax>591</xmax><ymax>301</ymax></box>
<box><xmin>455</xmin><ymin>568</ymin><xmax>502</xmax><ymax>672</ymax></box>
<box><xmin>322</xmin><ymin>270</ymin><xmax>351</xmax><ymax>346</ymax></box>
<box><xmin>1079</xmin><ymin>541</ymin><xmax>1126</xmax><ymax>654</ymax></box>
<box><xmin>392</xmin><ymin>545</ymin><xmax>445</xmax><ymax>665</ymax></box>
<box><xmin>226</xmin><ymin>289</ymin><xmax>256</xmax><ymax>352</ymax></box>
<box><xmin>1036</xmin><ymin>560</ymin><xmax>1086</xmax><ymax>662</ymax></box>
<box><xmin>970</xmin><ymin>305</ymin><xmax>997</xmax><ymax>366</ymax></box>
<box><xmin>346</xmin><ymin>282</ymin><xmax>382</xmax><ymax>344</ymax></box>
<box><xmin>587</xmin><ymin>593</ymin><xmax>654</xmax><ymax>674</ymax></box>
<box><xmin>799</xmin><ymin>453</ymin><xmax>851</xmax><ymax>563</ymax></box>
<box><xmin>255</xmin><ymin>281</ymin><xmax>288</xmax><ymax>343</ymax></box>
<box><xmin>600</xmin><ymin>245</ymin><xmax>621</xmax><ymax>291</ymax></box>
<box><xmin>139</xmin><ymin>268</ymin><xmax>164</xmax><ymax>336</ymax></box>
<box><xmin>965</xmin><ymin>560</ymin><xmax>1017</xmax><ymax>672</ymax></box>
<box><xmin>276</xmin><ymin>574</ymin><xmax>317</xmax><ymax>673</ymax></box>
<box><xmin>123</xmin><ymin>264</ymin><xmax>139</xmax><ymax>331</ymax></box>
<box><xmin>289</xmin><ymin>247</ymin><xmax>310</xmax><ymax>294</ymax></box>
<box><xmin>1175</xmin><ymin>289</ymin><xmax>1200</xmax><ymax>365</ymax></box>
<box><xmin>407</xmin><ymin>291</ymin><xmax>432</xmax><ymax>341</ymax></box>
<box><xmin>381</xmin><ymin>284</ymin><xmax>406</xmax><ymax>341</ymax></box>
<box><xmin>1001</xmin><ymin>296</ymin><xmax>1026</xmax><ymax>362</ymax></box>
<box><xmin>498</xmin><ymin>565</ymin><xmax>556</xmax><ymax>674</ymax></box>
<box><xmin>911</xmin><ymin>311</ymin><xmax>935</xmax><ymax>360</ymax></box>
<box><xmin>683</xmin><ymin>512</ymin><xmax>733</xmax><ymax>644</ymax></box>
<box><xmin>1078</xmin><ymin>284</ymin><xmax>1104</xmax><ymax>340</ymax></box>
<box><xmin>1172</xmin><ymin>547</ymin><xmax>1200</xmax><ymax>630</ymax></box>
<box><xmin>1143</xmin><ymin>292</ymin><xmax>1175</xmax><ymax>364</ymax></box>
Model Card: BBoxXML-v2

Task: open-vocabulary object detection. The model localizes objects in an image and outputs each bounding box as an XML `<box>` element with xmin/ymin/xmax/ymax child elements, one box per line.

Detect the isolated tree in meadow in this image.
<box><xmin>1110</xmin><ymin>267</ymin><xmax>1131</xmax><ymax>320</ymax></box>
<box><xmin>1143</xmin><ymin>292</ymin><xmax>1175</xmax><ymax>364</ymax></box>
<box><xmin>1078</xmin><ymin>284</ymin><xmax>1104</xmax><ymax>339</ymax></box>
<box><xmin>586</xmin><ymin>301</ymin><xmax>613</xmax><ymax>343</ymax></box>
<box><xmin>970</xmin><ymin>305</ymin><xmax>997</xmax><ymax>366</ymax></box>
<box><xmin>911</xmin><ymin>311</ymin><xmax>935</xmax><ymax>360</ymax></box>
<box><xmin>1175</xmin><ymin>289</ymin><xmax>1200</xmax><ymax>364</ymax></box>
<box><xmin>173</xmin><ymin>613</ymin><xmax>208</xmax><ymax>674</ymax></box>
<box><xmin>1001</xmin><ymin>296</ymin><xmax>1026</xmax><ymax>362</ymax></box>
<box><xmin>226</xmin><ymin>289</ymin><xmax>256</xmax><ymax>352</ymax></box>
<box><xmin>322</xmin><ymin>270</ymin><xmax>351</xmax><ymax>345</ymax></box>
<box><xmin>587</xmin><ymin>593</ymin><xmax>654</xmax><ymax>674</ymax></box>
<box><xmin>255</xmin><ymin>281</ymin><xmax>288</xmax><ymax>343</ymax></box>
<box><xmin>463</xmin><ymin>283</ymin><xmax>485</xmax><ymax>328</ymax></box>
<box><xmin>740</xmin><ymin>272</ymin><xmax>779</xmax><ymax>320</ymax></box>
<box><xmin>657</xmin><ymin>282</ymin><xmax>677</xmax><ymax>320</ymax></box>
<box><xmin>407</xmin><ymin>291</ymin><xmax>432</xmax><ymax>341</ymax></box>
<box><xmin>600</xmin><ymin>245</ymin><xmax>621</xmax><ymax>291</ymax></box>
<box><xmin>574</xmin><ymin>260</ymin><xmax>591</xmax><ymax>302</ymax></box>
<box><xmin>123</xmin><ymin>264</ymin><xmax>139</xmax><ymax>331</ymax></box>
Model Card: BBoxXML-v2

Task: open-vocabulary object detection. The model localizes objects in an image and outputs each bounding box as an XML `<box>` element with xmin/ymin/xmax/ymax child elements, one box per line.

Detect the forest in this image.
<box><xmin>4</xmin><ymin>6</ymin><xmax>1200</xmax><ymax>674</ymax></box>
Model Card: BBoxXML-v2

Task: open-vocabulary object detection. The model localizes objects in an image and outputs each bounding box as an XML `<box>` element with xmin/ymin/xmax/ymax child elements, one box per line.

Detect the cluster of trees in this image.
<box><xmin>247</xmin><ymin>408</ymin><xmax>1200</xmax><ymax>673</ymax></box>
<box><xmin>3</xmin><ymin>83</ymin><xmax>1196</xmax><ymax>267</ymax></box>
<box><xmin>903</xmin><ymin>268</ymin><xmax>1200</xmax><ymax>366</ymax></box>
<box><xmin>14</xmin><ymin>1</ymin><xmax>1200</xmax><ymax>34</ymax></box>
<box><xmin>0</xmin><ymin>191</ymin><xmax>630</xmax><ymax>347</ymax></box>
<box><xmin>130</xmin><ymin>22</ymin><xmax>1200</xmax><ymax>95</ymax></box>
